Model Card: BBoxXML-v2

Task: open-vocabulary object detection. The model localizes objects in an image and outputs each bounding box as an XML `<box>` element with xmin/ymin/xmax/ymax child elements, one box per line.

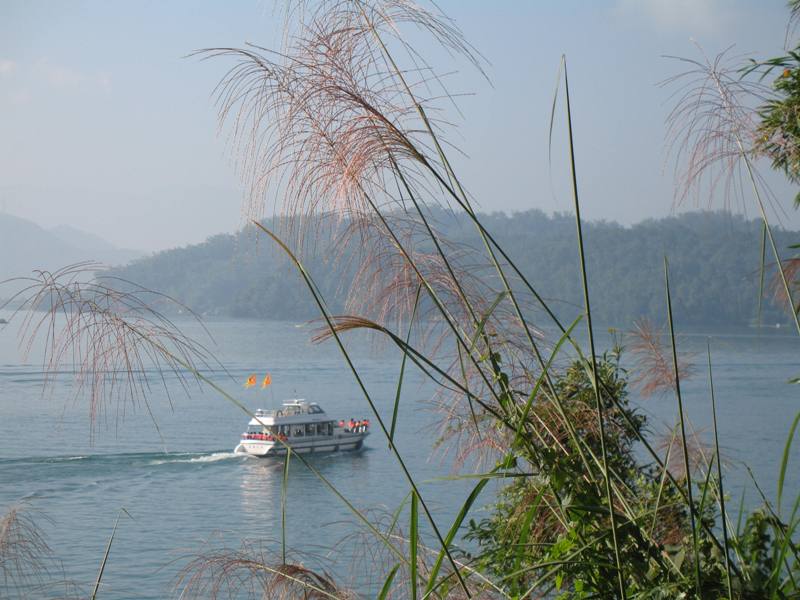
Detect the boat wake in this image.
<box><xmin>149</xmin><ymin>451</ymin><xmax>241</xmax><ymax>465</ymax></box>
<box><xmin>0</xmin><ymin>450</ymin><xmax>243</xmax><ymax>469</ymax></box>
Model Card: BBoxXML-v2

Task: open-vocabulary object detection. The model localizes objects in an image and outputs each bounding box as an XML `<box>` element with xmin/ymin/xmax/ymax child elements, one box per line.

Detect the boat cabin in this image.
<box><xmin>243</xmin><ymin>399</ymin><xmax>336</xmax><ymax>440</ymax></box>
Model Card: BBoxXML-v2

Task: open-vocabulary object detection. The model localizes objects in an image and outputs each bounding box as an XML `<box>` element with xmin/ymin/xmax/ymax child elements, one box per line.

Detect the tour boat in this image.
<box><xmin>234</xmin><ymin>399</ymin><xmax>370</xmax><ymax>457</ymax></box>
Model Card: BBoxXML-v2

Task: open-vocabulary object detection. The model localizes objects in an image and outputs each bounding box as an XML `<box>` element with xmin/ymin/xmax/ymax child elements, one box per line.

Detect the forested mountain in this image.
<box><xmin>108</xmin><ymin>210</ymin><xmax>797</xmax><ymax>328</ymax></box>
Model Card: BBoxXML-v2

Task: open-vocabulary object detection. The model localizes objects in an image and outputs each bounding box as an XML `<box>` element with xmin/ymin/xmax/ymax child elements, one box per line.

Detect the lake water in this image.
<box><xmin>1</xmin><ymin>312</ymin><xmax>798</xmax><ymax>598</ymax></box>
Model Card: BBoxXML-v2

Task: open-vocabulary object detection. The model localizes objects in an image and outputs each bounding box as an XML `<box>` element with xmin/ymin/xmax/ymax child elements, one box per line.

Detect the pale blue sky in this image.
<box><xmin>1</xmin><ymin>0</ymin><xmax>798</xmax><ymax>252</ymax></box>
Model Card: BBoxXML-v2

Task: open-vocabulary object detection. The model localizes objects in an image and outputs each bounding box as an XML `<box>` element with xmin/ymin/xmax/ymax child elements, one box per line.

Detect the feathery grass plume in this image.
<box><xmin>175</xmin><ymin>541</ymin><xmax>354</xmax><ymax>600</ymax></box>
<box><xmin>663</xmin><ymin>46</ymin><xmax>776</xmax><ymax>213</ymax></box>
<box><xmin>0</xmin><ymin>263</ymin><xmax>219</xmax><ymax>434</ymax></box>
<box><xmin>655</xmin><ymin>422</ymin><xmax>713</xmax><ymax>482</ymax></box>
<box><xmin>628</xmin><ymin>318</ymin><xmax>694</xmax><ymax>397</ymax></box>
<box><xmin>200</xmin><ymin>0</ymin><xmax>550</xmax><ymax>416</ymax></box>
<box><xmin>331</xmin><ymin>210</ymin><xmax>492</xmax><ymax>334</ymax></box>
<box><xmin>787</xmin><ymin>0</ymin><xmax>800</xmax><ymax>48</ymax></box>
<box><xmin>196</xmin><ymin>1</ymin><xmax>507</xmax><ymax>365</ymax></box>
<box><xmin>664</xmin><ymin>46</ymin><xmax>800</xmax><ymax>336</ymax></box>
<box><xmin>0</xmin><ymin>504</ymin><xmax>52</xmax><ymax>592</ymax></box>
<box><xmin>769</xmin><ymin>256</ymin><xmax>800</xmax><ymax>312</ymax></box>
<box><xmin>0</xmin><ymin>505</ymin><xmax>81</xmax><ymax>599</ymax></box>
<box><xmin>196</xmin><ymin>0</ymin><xmax>483</xmax><ymax>239</ymax></box>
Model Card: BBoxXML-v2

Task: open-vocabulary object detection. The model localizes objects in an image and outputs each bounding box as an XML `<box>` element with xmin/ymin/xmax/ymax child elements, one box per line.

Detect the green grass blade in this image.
<box><xmin>743</xmin><ymin>465</ymin><xmax>800</xmax><ymax>593</ymax></box>
<box><xmin>707</xmin><ymin>341</ymin><xmax>734</xmax><ymax>598</ymax></box>
<box><xmin>698</xmin><ymin>455</ymin><xmax>715</xmax><ymax>517</ymax></box>
<box><xmin>388</xmin><ymin>491</ymin><xmax>412</xmax><ymax>538</ymax></box>
<box><xmin>467</xmin><ymin>291</ymin><xmax>507</xmax><ymax>354</ymax></box>
<box><xmin>390</xmin><ymin>284</ymin><xmax>422</xmax><ymax>449</ymax></box>
<box><xmin>513</xmin><ymin>314</ymin><xmax>582</xmax><ymax>445</ymax></box>
<box><xmin>456</xmin><ymin>342</ymin><xmax>481</xmax><ymax>438</ymax></box>
<box><xmin>665</xmin><ymin>257</ymin><xmax>702</xmax><ymax>595</ymax></box>
<box><xmin>423</xmin><ymin>477</ymin><xmax>490</xmax><ymax>597</ymax></box>
<box><xmin>281</xmin><ymin>448</ymin><xmax>291</xmax><ymax>565</ymax></box>
<box><xmin>548</xmin><ymin>56</ymin><xmax>565</xmax><ymax>172</ymax></box>
<box><xmin>378</xmin><ymin>564</ymin><xmax>401</xmax><ymax>600</ymax></box>
<box><xmin>563</xmin><ymin>55</ymin><xmax>626</xmax><ymax>599</ymax></box>
<box><xmin>511</xmin><ymin>488</ymin><xmax>546</xmax><ymax>596</ymax></box>
<box><xmin>410</xmin><ymin>491</ymin><xmax>419</xmax><ymax>600</ymax></box>
<box><xmin>91</xmin><ymin>508</ymin><xmax>131</xmax><ymax>600</ymax></box>
<box><xmin>767</xmin><ymin>412</ymin><xmax>800</xmax><ymax>595</ymax></box>
<box><xmin>736</xmin><ymin>488</ymin><xmax>747</xmax><ymax>539</ymax></box>
<box><xmin>650</xmin><ymin>426</ymin><xmax>678</xmax><ymax>539</ymax></box>
<box><xmin>777</xmin><ymin>411</ymin><xmax>800</xmax><ymax>517</ymax></box>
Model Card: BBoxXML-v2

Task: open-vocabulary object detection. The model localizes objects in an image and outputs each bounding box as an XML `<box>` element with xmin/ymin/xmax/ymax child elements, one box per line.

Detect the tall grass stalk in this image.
<box><xmin>665</xmin><ymin>257</ymin><xmax>702</xmax><ymax>594</ymax></box>
<box><xmin>389</xmin><ymin>284</ymin><xmax>421</xmax><ymax>450</ymax></box>
<box><xmin>253</xmin><ymin>222</ymin><xmax>471</xmax><ymax>596</ymax></box>
<box><xmin>357</xmin><ymin>6</ymin><xmax>571</xmax><ymax>424</ymax></box>
<box><xmin>562</xmin><ymin>56</ymin><xmax>627</xmax><ymax>599</ymax></box>
<box><xmin>91</xmin><ymin>508</ymin><xmax>130</xmax><ymax>600</ymax></box>
<box><xmin>707</xmin><ymin>342</ymin><xmax>733</xmax><ymax>598</ymax></box>
<box><xmin>281</xmin><ymin>449</ymin><xmax>290</xmax><ymax>565</ymax></box>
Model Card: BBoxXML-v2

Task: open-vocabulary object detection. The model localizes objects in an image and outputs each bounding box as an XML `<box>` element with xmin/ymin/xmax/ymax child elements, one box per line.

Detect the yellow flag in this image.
<box><xmin>244</xmin><ymin>374</ymin><xmax>257</xmax><ymax>388</ymax></box>
<box><xmin>261</xmin><ymin>373</ymin><xmax>272</xmax><ymax>388</ymax></box>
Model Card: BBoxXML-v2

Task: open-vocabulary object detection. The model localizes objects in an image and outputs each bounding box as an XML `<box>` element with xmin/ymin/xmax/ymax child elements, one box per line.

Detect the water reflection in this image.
<box><xmin>239</xmin><ymin>457</ymin><xmax>282</xmax><ymax>519</ymax></box>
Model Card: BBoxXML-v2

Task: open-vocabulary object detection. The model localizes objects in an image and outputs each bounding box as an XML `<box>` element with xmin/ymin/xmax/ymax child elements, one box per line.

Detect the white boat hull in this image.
<box><xmin>234</xmin><ymin>432</ymin><xmax>369</xmax><ymax>457</ymax></box>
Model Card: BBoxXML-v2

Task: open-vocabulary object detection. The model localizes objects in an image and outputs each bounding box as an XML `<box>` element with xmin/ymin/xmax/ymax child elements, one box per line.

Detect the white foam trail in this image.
<box><xmin>150</xmin><ymin>452</ymin><xmax>240</xmax><ymax>465</ymax></box>
<box><xmin>50</xmin><ymin>456</ymin><xmax>88</xmax><ymax>462</ymax></box>
<box><xmin>188</xmin><ymin>452</ymin><xmax>239</xmax><ymax>463</ymax></box>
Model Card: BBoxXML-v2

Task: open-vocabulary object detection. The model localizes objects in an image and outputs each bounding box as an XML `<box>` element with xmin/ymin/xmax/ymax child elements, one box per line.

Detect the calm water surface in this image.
<box><xmin>0</xmin><ymin>313</ymin><xmax>798</xmax><ymax>598</ymax></box>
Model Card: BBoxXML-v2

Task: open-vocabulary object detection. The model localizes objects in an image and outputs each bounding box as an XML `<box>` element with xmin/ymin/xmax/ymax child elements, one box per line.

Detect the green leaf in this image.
<box><xmin>378</xmin><ymin>564</ymin><xmax>401</xmax><ymax>600</ymax></box>
<box><xmin>423</xmin><ymin>477</ymin><xmax>490</xmax><ymax>597</ymax></box>
<box><xmin>777</xmin><ymin>411</ymin><xmax>800</xmax><ymax>517</ymax></box>
<box><xmin>389</xmin><ymin>284</ymin><xmax>422</xmax><ymax>449</ymax></box>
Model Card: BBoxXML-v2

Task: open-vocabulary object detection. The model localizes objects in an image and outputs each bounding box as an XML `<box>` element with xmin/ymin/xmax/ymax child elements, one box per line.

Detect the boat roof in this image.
<box><xmin>248</xmin><ymin>399</ymin><xmax>330</xmax><ymax>426</ymax></box>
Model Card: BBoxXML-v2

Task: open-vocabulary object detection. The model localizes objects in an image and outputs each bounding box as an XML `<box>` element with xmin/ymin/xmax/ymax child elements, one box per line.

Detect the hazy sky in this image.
<box><xmin>1</xmin><ymin>0</ymin><xmax>799</xmax><ymax>252</ymax></box>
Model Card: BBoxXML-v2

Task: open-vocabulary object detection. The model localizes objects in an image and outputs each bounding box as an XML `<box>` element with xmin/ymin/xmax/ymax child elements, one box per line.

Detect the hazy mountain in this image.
<box><xmin>108</xmin><ymin>210</ymin><xmax>799</xmax><ymax>328</ymax></box>
<box><xmin>0</xmin><ymin>213</ymin><xmax>143</xmax><ymax>284</ymax></box>
<box><xmin>49</xmin><ymin>225</ymin><xmax>142</xmax><ymax>265</ymax></box>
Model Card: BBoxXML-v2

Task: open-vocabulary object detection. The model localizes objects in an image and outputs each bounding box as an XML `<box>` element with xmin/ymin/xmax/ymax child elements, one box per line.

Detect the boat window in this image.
<box><xmin>293</xmin><ymin>426</ymin><xmax>304</xmax><ymax>437</ymax></box>
<box><xmin>305</xmin><ymin>423</ymin><xmax>315</xmax><ymax>436</ymax></box>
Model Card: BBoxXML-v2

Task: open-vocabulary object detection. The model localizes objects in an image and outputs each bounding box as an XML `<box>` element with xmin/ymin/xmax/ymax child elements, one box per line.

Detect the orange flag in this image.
<box><xmin>261</xmin><ymin>373</ymin><xmax>272</xmax><ymax>388</ymax></box>
<box><xmin>244</xmin><ymin>374</ymin><xmax>257</xmax><ymax>388</ymax></box>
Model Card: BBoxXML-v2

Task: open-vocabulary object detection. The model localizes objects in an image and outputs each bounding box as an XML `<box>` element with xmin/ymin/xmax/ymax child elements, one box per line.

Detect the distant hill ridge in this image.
<box><xmin>0</xmin><ymin>212</ymin><xmax>143</xmax><ymax>282</ymax></box>
<box><xmin>108</xmin><ymin>210</ymin><xmax>798</xmax><ymax>328</ymax></box>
